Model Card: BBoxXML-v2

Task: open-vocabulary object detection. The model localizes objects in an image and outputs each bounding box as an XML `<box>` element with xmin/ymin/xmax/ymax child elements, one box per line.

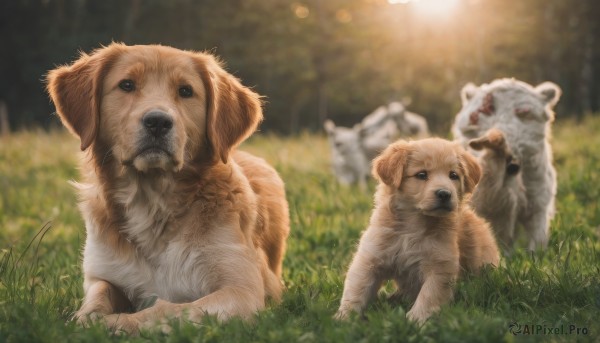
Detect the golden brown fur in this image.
<box><xmin>335</xmin><ymin>138</ymin><xmax>499</xmax><ymax>324</ymax></box>
<box><xmin>469</xmin><ymin>128</ymin><xmax>527</xmax><ymax>251</ymax></box>
<box><xmin>47</xmin><ymin>43</ymin><xmax>289</xmax><ymax>334</ymax></box>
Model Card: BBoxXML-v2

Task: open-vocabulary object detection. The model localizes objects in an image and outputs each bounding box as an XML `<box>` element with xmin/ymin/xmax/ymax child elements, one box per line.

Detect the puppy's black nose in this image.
<box><xmin>506</xmin><ymin>162</ymin><xmax>520</xmax><ymax>175</ymax></box>
<box><xmin>143</xmin><ymin>111</ymin><xmax>173</xmax><ymax>137</ymax></box>
<box><xmin>436</xmin><ymin>189</ymin><xmax>452</xmax><ymax>202</ymax></box>
<box><xmin>506</xmin><ymin>155</ymin><xmax>521</xmax><ymax>176</ymax></box>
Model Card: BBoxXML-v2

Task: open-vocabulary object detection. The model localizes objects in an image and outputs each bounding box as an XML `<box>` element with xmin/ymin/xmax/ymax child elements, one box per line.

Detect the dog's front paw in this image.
<box><xmin>103</xmin><ymin>313</ymin><xmax>141</xmax><ymax>335</ymax></box>
<box><xmin>406</xmin><ymin>308</ymin><xmax>429</xmax><ymax>325</ymax></box>
<box><xmin>72</xmin><ymin>309</ymin><xmax>104</xmax><ymax>327</ymax></box>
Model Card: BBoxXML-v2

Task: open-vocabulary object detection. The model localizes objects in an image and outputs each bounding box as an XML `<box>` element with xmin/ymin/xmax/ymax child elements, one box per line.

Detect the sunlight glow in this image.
<box><xmin>389</xmin><ymin>0</ymin><xmax>462</xmax><ymax>19</ymax></box>
<box><xmin>292</xmin><ymin>3</ymin><xmax>309</xmax><ymax>19</ymax></box>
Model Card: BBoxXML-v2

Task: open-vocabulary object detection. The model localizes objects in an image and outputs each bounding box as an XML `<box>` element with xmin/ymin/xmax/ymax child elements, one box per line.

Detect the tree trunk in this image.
<box><xmin>0</xmin><ymin>100</ymin><xmax>10</xmax><ymax>136</ymax></box>
<box><xmin>122</xmin><ymin>0</ymin><xmax>141</xmax><ymax>42</ymax></box>
<box><xmin>579</xmin><ymin>32</ymin><xmax>593</xmax><ymax>120</ymax></box>
<box><xmin>315</xmin><ymin>0</ymin><xmax>328</xmax><ymax>129</ymax></box>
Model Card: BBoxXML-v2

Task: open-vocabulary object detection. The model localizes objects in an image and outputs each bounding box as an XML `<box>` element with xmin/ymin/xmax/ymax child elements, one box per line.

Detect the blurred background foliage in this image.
<box><xmin>0</xmin><ymin>0</ymin><xmax>598</xmax><ymax>134</ymax></box>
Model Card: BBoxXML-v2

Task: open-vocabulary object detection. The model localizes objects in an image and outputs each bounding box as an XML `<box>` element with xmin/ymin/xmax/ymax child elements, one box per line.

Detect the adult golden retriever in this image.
<box><xmin>47</xmin><ymin>43</ymin><xmax>289</xmax><ymax>334</ymax></box>
<box><xmin>335</xmin><ymin>138</ymin><xmax>499</xmax><ymax>324</ymax></box>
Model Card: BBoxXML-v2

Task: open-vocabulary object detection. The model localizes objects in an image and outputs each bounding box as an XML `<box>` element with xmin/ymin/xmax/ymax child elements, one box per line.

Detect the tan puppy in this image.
<box><xmin>335</xmin><ymin>138</ymin><xmax>499</xmax><ymax>324</ymax></box>
<box><xmin>47</xmin><ymin>43</ymin><xmax>289</xmax><ymax>334</ymax></box>
<box><xmin>469</xmin><ymin>128</ymin><xmax>527</xmax><ymax>251</ymax></box>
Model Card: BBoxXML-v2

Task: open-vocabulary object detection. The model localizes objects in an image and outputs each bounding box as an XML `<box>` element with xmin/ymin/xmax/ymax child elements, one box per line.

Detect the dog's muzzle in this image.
<box><xmin>130</xmin><ymin>110</ymin><xmax>177</xmax><ymax>172</ymax></box>
<box><xmin>423</xmin><ymin>189</ymin><xmax>456</xmax><ymax>216</ymax></box>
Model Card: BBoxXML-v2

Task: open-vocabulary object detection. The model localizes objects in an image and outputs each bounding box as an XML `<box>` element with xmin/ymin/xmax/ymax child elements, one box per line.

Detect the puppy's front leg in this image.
<box><xmin>335</xmin><ymin>251</ymin><xmax>383</xmax><ymax>320</ymax></box>
<box><xmin>74</xmin><ymin>278</ymin><xmax>132</xmax><ymax>324</ymax></box>
<box><xmin>406</xmin><ymin>271</ymin><xmax>455</xmax><ymax>324</ymax></box>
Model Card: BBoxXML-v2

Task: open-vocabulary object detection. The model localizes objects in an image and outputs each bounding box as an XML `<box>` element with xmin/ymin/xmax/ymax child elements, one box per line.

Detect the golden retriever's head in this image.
<box><xmin>47</xmin><ymin>43</ymin><xmax>262</xmax><ymax>172</ymax></box>
<box><xmin>373</xmin><ymin>138</ymin><xmax>481</xmax><ymax>217</ymax></box>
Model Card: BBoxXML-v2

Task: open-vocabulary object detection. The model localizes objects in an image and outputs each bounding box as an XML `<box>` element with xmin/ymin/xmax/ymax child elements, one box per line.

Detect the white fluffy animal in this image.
<box><xmin>325</xmin><ymin>102</ymin><xmax>429</xmax><ymax>187</ymax></box>
<box><xmin>360</xmin><ymin>102</ymin><xmax>429</xmax><ymax>157</ymax></box>
<box><xmin>323</xmin><ymin>121</ymin><xmax>371</xmax><ymax>187</ymax></box>
<box><xmin>453</xmin><ymin>78</ymin><xmax>561</xmax><ymax>250</ymax></box>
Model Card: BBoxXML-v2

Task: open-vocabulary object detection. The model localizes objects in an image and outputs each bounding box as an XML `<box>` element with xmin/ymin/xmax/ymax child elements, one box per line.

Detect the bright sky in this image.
<box><xmin>388</xmin><ymin>0</ymin><xmax>462</xmax><ymax>19</ymax></box>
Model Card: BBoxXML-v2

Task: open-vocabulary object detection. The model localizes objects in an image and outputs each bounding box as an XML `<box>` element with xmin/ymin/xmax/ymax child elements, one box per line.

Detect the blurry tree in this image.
<box><xmin>0</xmin><ymin>0</ymin><xmax>598</xmax><ymax>134</ymax></box>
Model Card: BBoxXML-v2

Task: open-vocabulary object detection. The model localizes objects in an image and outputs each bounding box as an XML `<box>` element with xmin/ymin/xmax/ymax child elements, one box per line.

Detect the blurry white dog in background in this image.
<box><xmin>360</xmin><ymin>102</ymin><xmax>429</xmax><ymax>158</ymax></box>
<box><xmin>325</xmin><ymin>102</ymin><xmax>429</xmax><ymax>188</ymax></box>
<box><xmin>323</xmin><ymin>121</ymin><xmax>371</xmax><ymax>187</ymax></box>
<box><xmin>453</xmin><ymin>78</ymin><xmax>561</xmax><ymax>250</ymax></box>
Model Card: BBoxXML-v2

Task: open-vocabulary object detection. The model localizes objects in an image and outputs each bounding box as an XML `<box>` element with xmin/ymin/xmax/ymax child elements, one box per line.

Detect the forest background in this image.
<box><xmin>1</xmin><ymin>0</ymin><xmax>599</xmax><ymax>134</ymax></box>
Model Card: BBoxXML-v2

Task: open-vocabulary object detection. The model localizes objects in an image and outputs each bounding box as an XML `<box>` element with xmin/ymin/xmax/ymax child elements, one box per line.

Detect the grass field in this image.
<box><xmin>1</xmin><ymin>117</ymin><xmax>599</xmax><ymax>342</ymax></box>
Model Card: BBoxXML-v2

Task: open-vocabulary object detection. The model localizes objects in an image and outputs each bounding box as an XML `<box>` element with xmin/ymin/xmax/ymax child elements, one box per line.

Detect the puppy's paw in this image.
<box><xmin>333</xmin><ymin>309</ymin><xmax>349</xmax><ymax>321</ymax></box>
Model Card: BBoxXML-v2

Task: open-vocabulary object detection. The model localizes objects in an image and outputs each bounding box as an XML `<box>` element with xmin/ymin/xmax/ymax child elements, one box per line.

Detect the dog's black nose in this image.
<box><xmin>506</xmin><ymin>162</ymin><xmax>520</xmax><ymax>175</ymax></box>
<box><xmin>506</xmin><ymin>156</ymin><xmax>521</xmax><ymax>176</ymax></box>
<box><xmin>143</xmin><ymin>111</ymin><xmax>173</xmax><ymax>137</ymax></box>
<box><xmin>436</xmin><ymin>189</ymin><xmax>452</xmax><ymax>202</ymax></box>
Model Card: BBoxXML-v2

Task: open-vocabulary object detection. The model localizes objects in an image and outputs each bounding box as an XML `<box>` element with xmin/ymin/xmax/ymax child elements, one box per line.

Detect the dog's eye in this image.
<box><xmin>415</xmin><ymin>171</ymin><xmax>428</xmax><ymax>180</ymax></box>
<box><xmin>179</xmin><ymin>85</ymin><xmax>194</xmax><ymax>98</ymax></box>
<box><xmin>118</xmin><ymin>79</ymin><xmax>135</xmax><ymax>92</ymax></box>
<box><xmin>449</xmin><ymin>171</ymin><xmax>460</xmax><ymax>180</ymax></box>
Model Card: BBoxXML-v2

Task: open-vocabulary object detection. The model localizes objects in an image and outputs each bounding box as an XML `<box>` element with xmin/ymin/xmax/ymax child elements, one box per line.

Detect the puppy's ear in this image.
<box><xmin>196</xmin><ymin>53</ymin><xmax>263</xmax><ymax>164</ymax></box>
<box><xmin>372</xmin><ymin>141</ymin><xmax>411</xmax><ymax>188</ymax></box>
<box><xmin>459</xmin><ymin>150</ymin><xmax>481</xmax><ymax>194</ymax></box>
<box><xmin>535</xmin><ymin>82</ymin><xmax>561</xmax><ymax>108</ymax></box>
<box><xmin>460</xmin><ymin>82</ymin><xmax>478</xmax><ymax>105</ymax></box>
<box><xmin>388</xmin><ymin>102</ymin><xmax>406</xmax><ymax>118</ymax></box>
<box><xmin>46</xmin><ymin>44</ymin><xmax>123</xmax><ymax>151</ymax></box>
<box><xmin>324</xmin><ymin>120</ymin><xmax>336</xmax><ymax>135</ymax></box>
<box><xmin>468</xmin><ymin>128</ymin><xmax>506</xmax><ymax>152</ymax></box>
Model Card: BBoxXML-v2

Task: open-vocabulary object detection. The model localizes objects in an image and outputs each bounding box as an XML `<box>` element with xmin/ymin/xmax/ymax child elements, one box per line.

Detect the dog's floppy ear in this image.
<box><xmin>196</xmin><ymin>53</ymin><xmax>263</xmax><ymax>164</ymax></box>
<box><xmin>459</xmin><ymin>149</ymin><xmax>481</xmax><ymax>194</ymax></box>
<box><xmin>468</xmin><ymin>128</ymin><xmax>506</xmax><ymax>152</ymax></box>
<box><xmin>47</xmin><ymin>44</ymin><xmax>123</xmax><ymax>151</ymax></box>
<box><xmin>372</xmin><ymin>141</ymin><xmax>411</xmax><ymax>188</ymax></box>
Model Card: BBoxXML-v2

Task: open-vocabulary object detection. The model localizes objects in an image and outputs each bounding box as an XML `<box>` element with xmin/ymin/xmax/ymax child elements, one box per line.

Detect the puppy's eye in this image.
<box><xmin>118</xmin><ymin>79</ymin><xmax>135</xmax><ymax>92</ymax></box>
<box><xmin>449</xmin><ymin>171</ymin><xmax>460</xmax><ymax>180</ymax></box>
<box><xmin>179</xmin><ymin>85</ymin><xmax>194</xmax><ymax>98</ymax></box>
<box><xmin>415</xmin><ymin>171</ymin><xmax>428</xmax><ymax>180</ymax></box>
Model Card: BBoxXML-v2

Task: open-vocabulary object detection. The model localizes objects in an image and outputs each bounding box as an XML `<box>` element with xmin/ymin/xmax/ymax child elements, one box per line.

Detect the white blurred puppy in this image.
<box><xmin>325</xmin><ymin>102</ymin><xmax>429</xmax><ymax>187</ymax></box>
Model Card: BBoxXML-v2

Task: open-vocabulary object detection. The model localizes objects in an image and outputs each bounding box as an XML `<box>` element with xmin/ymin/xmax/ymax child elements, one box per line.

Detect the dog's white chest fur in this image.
<box><xmin>83</xmin><ymin>236</ymin><xmax>211</xmax><ymax>305</ymax></box>
<box><xmin>81</xmin><ymin>176</ymin><xmax>214</xmax><ymax>306</ymax></box>
<box><xmin>117</xmin><ymin>175</ymin><xmax>175</xmax><ymax>255</ymax></box>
